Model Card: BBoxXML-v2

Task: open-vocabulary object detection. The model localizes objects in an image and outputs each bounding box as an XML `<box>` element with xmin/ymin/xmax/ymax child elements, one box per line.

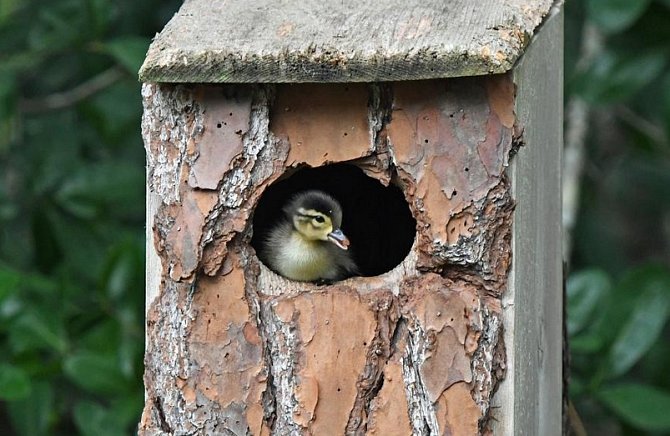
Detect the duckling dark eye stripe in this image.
<box><xmin>296</xmin><ymin>213</ymin><xmax>323</xmax><ymax>220</ymax></box>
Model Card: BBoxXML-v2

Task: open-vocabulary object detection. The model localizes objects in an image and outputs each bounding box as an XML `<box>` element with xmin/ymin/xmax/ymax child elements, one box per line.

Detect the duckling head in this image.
<box><xmin>284</xmin><ymin>190</ymin><xmax>350</xmax><ymax>250</ymax></box>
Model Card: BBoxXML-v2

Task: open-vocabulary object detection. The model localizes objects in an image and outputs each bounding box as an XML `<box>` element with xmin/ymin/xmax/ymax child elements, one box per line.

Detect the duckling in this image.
<box><xmin>261</xmin><ymin>190</ymin><xmax>357</xmax><ymax>282</ymax></box>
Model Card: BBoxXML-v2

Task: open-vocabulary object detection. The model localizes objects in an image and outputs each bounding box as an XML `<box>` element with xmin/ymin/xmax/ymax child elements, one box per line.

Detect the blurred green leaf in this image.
<box><xmin>0</xmin><ymin>264</ymin><xmax>21</xmax><ymax>303</ymax></box>
<box><xmin>43</xmin><ymin>207</ymin><xmax>107</xmax><ymax>282</ymax></box>
<box><xmin>30</xmin><ymin>4</ymin><xmax>81</xmax><ymax>51</ymax></box>
<box><xmin>0</xmin><ymin>0</ymin><xmax>181</xmax><ymax>431</ymax></box>
<box><xmin>117</xmin><ymin>334</ymin><xmax>141</xmax><ymax>379</ymax></box>
<box><xmin>22</xmin><ymin>271</ymin><xmax>60</xmax><ymax>295</ymax></box>
<box><xmin>78</xmin><ymin>319</ymin><xmax>121</xmax><ymax>355</ymax></box>
<box><xmin>83</xmin><ymin>0</ymin><xmax>111</xmax><ymax>37</ymax></box>
<box><xmin>609</xmin><ymin>4</ymin><xmax>670</xmax><ymax>51</ymax></box>
<box><xmin>587</xmin><ymin>0</ymin><xmax>652</xmax><ymax>33</ymax></box>
<box><xmin>573</xmin><ymin>49</ymin><xmax>668</xmax><ymax>104</ymax></box>
<box><xmin>0</xmin><ymin>69</ymin><xmax>16</xmax><ymax>115</ymax></box>
<box><xmin>0</xmin><ymin>0</ymin><xmax>21</xmax><ymax>23</ymax></box>
<box><xmin>567</xmin><ymin>269</ymin><xmax>611</xmax><ymax>335</ymax></box>
<box><xmin>106</xmin><ymin>250</ymin><xmax>135</xmax><ymax>300</ymax></box>
<box><xmin>0</xmin><ymin>363</ymin><xmax>31</xmax><ymax>400</ymax></box>
<box><xmin>606</xmin><ymin>283</ymin><xmax>670</xmax><ymax>377</ymax></box>
<box><xmin>663</xmin><ymin>72</ymin><xmax>670</xmax><ymax>138</ymax></box>
<box><xmin>0</xmin><ymin>200</ymin><xmax>17</xmax><ymax>221</ymax></box>
<box><xmin>597</xmin><ymin>383</ymin><xmax>670</xmax><ymax>431</ymax></box>
<box><xmin>83</xmin><ymin>80</ymin><xmax>144</xmax><ymax>150</ymax></box>
<box><xmin>608</xmin><ymin>157</ymin><xmax>670</xmax><ymax>211</ymax></box>
<box><xmin>109</xmin><ymin>394</ymin><xmax>145</xmax><ymax>429</ymax></box>
<box><xmin>6</xmin><ymin>381</ymin><xmax>54</xmax><ymax>436</ymax></box>
<box><xmin>73</xmin><ymin>400</ymin><xmax>127</xmax><ymax>436</ymax></box>
<box><xmin>101</xmin><ymin>240</ymin><xmax>142</xmax><ymax>301</ymax></box>
<box><xmin>570</xmin><ymin>333</ymin><xmax>605</xmax><ymax>354</ymax></box>
<box><xmin>55</xmin><ymin>162</ymin><xmax>144</xmax><ymax>220</ymax></box>
<box><xmin>31</xmin><ymin>208</ymin><xmax>64</xmax><ymax>274</ymax></box>
<box><xmin>570</xmin><ymin>376</ymin><xmax>586</xmax><ymax>398</ymax></box>
<box><xmin>63</xmin><ymin>351</ymin><xmax>130</xmax><ymax>395</ymax></box>
<box><xmin>102</xmin><ymin>36</ymin><xmax>150</xmax><ymax>74</ymax></box>
<box><xmin>591</xmin><ymin>266</ymin><xmax>670</xmax><ymax>347</ymax></box>
<box><xmin>641</xmin><ymin>339</ymin><xmax>670</xmax><ymax>392</ymax></box>
<box><xmin>0</xmin><ymin>69</ymin><xmax>16</xmax><ymax>150</ymax></box>
<box><xmin>9</xmin><ymin>311</ymin><xmax>67</xmax><ymax>354</ymax></box>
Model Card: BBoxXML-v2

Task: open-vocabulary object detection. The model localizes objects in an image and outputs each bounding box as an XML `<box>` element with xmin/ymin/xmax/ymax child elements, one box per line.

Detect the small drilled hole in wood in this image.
<box><xmin>217</xmin><ymin>123</ymin><xmax>222</xmax><ymax>128</ymax></box>
<box><xmin>424</xmin><ymin>139</ymin><xmax>429</xmax><ymax>144</ymax></box>
<box><xmin>343</xmin><ymin>132</ymin><xmax>348</xmax><ymax>136</ymax></box>
<box><xmin>452</xmin><ymin>190</ymin><xmax>458</xmax><ymax>197</ymax></box>
<box><xmin>464</xmin><ymin>167</ymin><xmax>469</xmax><ymax>172</ymax></box>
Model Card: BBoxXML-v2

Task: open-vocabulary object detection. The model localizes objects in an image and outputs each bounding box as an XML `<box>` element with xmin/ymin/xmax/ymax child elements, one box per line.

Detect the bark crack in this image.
<box><xmin>390</xmin><ymin>316</ymin><xmax>408</xmax><ymax>356</ymax></box>
<box><xmin>257</xmin><ymin>300</ymin><xmax>302</xmax><ymax>435</ymax></box>
<box><xmin>259</xmin><ymin>321</ymin><xmax>278</xmax><ymax>433</ymax></box>
<box><xmin>153</xmin><ymin>396</ymin><xmax>172</xmax><ymax>434</ymax></box>
<box><xmin>368</xmin><ymin>82</ymin><xmax>393</xmax><ymax>151</ymax></box>
<box><xmin>360</xmin><ymin>371</ymin><xmax>385</xmax><ymax>434</ymax></box>
<box><xmin>472</xmin><ymin>307</ymin><xmax>506</xmax><ymax>432</ymax></box>
<box><xmin>242</xmin><ymin>251</ymin><xmax>278</xmax><ymax>434</ymax></box>
<box><xmin>402</xmin><ymin>323</ymin><xmax>440</xmax><ymax>436</ymax></box>
<box><xmin>345</xmin><ymin>293</ymin><xmax>399</xmax><ymax>435</ymax></box>
<box><xmin>200</xmin><ymin>85</ymin><xmax>277</xmax><ymax>276</ymax></box>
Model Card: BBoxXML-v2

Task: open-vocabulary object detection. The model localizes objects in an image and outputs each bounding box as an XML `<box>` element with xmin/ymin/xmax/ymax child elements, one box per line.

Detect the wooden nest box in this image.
<box><xmin>139</xmin><ymin>1</ymin><xmax>563</xmax><ymax>434</ymax></box>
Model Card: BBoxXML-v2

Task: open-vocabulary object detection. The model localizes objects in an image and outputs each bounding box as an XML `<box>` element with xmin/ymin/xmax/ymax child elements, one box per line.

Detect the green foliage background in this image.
<box><xmin>0</xmin><ymin>0</ymin><xmax>668</xmax><ymax>434</ymax></box>
<box><xmin>567</xmin><ymin>0</ymin><xmax>670</xmax><ymax>434</ymax></box>
<box><xmin>0</xmin><ymin>0</ymin><xmax>180</xmax><ymax>434</ymax></box>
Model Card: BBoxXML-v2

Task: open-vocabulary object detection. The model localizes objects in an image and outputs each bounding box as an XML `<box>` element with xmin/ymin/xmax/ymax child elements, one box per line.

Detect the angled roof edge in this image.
<box><xmin>139</xmin><ymin>0</ymin><xmax>559</xmax><ymax>83</ymax></box>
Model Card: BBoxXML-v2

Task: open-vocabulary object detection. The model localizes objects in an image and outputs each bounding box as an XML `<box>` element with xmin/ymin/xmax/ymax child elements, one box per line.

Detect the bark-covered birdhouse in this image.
<box><xmin>139</xmin><ymin>1</ymin><xmax>563</xmax><ymax>434</ymax></box>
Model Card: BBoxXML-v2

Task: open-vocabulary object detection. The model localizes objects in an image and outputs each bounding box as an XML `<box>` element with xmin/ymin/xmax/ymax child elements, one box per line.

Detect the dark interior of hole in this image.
<box><xmin>251</xmin><ymin>164</ymin><xmax>416</xmax><ymax>278</ymax></box>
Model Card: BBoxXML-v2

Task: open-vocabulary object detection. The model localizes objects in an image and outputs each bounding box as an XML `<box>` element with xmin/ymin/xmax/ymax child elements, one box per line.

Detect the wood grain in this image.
<box><xmin>492</xmin><ymin>7</ymin><xmax>564</xmax><ymax>436</ymax></box>
<box><xmin>140</xmin><ymin>0</ymin><xmax>555</xmax><ymax>83</ymax></box>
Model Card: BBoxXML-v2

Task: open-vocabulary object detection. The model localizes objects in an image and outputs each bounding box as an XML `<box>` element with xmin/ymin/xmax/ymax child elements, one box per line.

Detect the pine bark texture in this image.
<box><xmin>140</xmin><ymin>76</ymin><xmax>518</xmax><ymax>435</ymax></box>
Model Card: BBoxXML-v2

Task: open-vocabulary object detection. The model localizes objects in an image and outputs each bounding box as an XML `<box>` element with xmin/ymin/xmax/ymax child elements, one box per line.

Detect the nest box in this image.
<box><xmin>139</xmin><ymin>1</ymin><xmax>564</xmax><ymax>434</ymax></box>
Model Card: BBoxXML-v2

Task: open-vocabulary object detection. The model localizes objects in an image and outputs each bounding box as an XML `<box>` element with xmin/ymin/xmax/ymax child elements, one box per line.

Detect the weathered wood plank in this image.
<box><xmin>140</xmin><ymin>0</ymin><xmax>555</xmax><ymax>83</ymax></box>
<box><xmin>492</xmin><ymin>6</ymin><xmax>563</xmax><ymax>435</ymax></box>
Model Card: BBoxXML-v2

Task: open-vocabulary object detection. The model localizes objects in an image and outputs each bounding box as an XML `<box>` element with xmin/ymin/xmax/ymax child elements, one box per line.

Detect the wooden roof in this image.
<box><xmin>139</xmin><ymin>0</ymin><xmax>557</xmax><ymax>83</ymax></box>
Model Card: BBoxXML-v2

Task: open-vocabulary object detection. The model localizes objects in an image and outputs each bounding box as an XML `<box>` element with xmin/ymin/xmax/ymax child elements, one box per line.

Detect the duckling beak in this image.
<box><xmin>327</xmin><ymin>228</ymin><xmax>350</xmax><ymax>250</ymax></box>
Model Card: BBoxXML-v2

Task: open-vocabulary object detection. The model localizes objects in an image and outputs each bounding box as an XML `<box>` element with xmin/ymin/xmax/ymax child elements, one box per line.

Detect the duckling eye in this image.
<box><xmin>313</xmin><ymin>216</ymin><xmax>325</xmax><ymax>224</ymax></box>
